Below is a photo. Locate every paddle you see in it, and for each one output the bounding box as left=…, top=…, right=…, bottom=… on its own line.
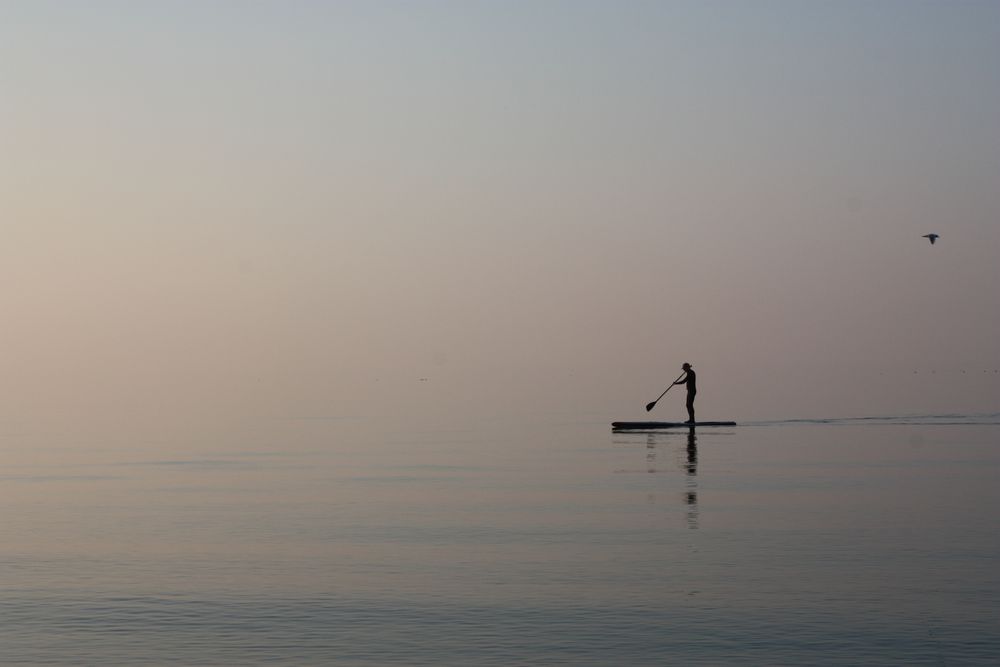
left=645, top=372, right=686, bottom=412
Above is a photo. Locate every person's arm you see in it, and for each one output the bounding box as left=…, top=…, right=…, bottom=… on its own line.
left=672, top=373, right=688, bottom=385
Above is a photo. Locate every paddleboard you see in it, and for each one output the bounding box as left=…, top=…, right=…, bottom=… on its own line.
left=612, top=421, right=737, bottom=430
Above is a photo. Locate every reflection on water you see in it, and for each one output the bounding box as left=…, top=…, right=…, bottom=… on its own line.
left=685, top=427, right=699, bottom=530
left=622, top=427, right=703, bottom=529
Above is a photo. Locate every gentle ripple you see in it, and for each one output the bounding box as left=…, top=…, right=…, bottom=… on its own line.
left=1, top=415, right=998, bottom=665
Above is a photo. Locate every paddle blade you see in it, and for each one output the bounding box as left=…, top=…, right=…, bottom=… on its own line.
left=645, top=401, right=656, bottom=412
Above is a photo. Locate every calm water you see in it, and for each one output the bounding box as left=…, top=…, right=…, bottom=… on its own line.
left=2, top=413, right=999, bottom=665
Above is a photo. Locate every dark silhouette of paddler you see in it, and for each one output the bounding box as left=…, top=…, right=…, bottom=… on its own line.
left=672, top=363, right=697, bottom=423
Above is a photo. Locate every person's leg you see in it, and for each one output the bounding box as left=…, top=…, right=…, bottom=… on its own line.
left=686, top=392, right=696, bottom=423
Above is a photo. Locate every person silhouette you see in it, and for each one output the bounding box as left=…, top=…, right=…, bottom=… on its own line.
left=672, top=363, right=697, bottom=423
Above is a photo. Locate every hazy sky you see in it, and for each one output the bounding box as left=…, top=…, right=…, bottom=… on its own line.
left=2, top=1, right=998, bottom=424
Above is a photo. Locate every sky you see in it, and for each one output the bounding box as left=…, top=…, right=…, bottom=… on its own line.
left=2, top=1, right=998, bottom=426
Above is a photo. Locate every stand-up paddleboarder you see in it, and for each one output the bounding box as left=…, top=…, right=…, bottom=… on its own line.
left=672, top=363, right=697, bottom=423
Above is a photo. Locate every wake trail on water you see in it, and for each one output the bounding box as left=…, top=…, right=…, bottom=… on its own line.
left=745, top=413, right=1000, bottom=427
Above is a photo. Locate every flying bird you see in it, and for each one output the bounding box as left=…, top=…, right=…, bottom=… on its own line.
left=922, top=233, right=939, bottom=245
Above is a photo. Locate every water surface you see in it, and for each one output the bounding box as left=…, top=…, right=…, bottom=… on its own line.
left=2, top=414, right=998, bottom=665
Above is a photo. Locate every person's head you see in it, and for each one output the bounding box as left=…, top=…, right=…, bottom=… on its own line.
left=682, top=362, right=691, bottom=371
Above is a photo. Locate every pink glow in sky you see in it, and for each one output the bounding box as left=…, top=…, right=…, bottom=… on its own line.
left=2, top=2, right=998, bottom=424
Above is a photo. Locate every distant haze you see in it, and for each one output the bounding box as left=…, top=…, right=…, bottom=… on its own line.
left=2, top=1, right=998, bottom=427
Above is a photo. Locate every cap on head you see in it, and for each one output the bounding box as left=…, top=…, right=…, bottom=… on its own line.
left=682, top=362, right=691, bottom=369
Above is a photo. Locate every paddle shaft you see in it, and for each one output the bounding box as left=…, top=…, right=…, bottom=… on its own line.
left=646, top=371, right=687, bottom=412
